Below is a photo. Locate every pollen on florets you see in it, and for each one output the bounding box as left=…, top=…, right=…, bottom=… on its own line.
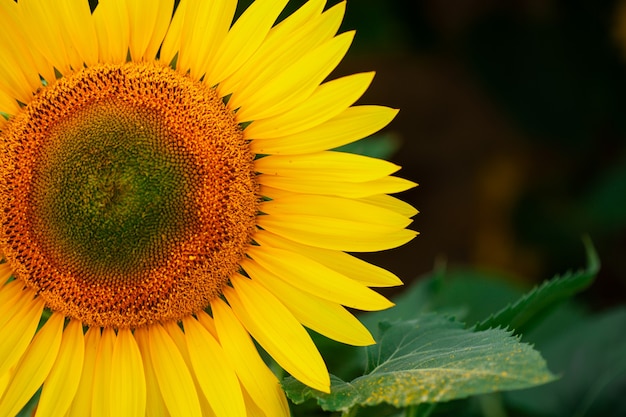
left=0, top=62, right=259, bottom=328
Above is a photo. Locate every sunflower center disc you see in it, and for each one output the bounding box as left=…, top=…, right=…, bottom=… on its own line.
left=0, top=63, right=258, bottom=328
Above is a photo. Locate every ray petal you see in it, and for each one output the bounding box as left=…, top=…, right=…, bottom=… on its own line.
left=174, top=0, right=237, bottom=79
left=225, top=275, right=330, bottom=392
left=244, top=247, right=393, bottom=311
left=183, top=316, right=246, bottom=417
left=218, top=0, right=338, bottom=98
left=261, top=194, right=412, bottom=229
left=234, top=31, right=355, bottom=122
left=93, top=0, right=130, bottom=64
left=0, top=313, right=64, bottom=417
left=257, top=215, right=417, bottom=252
left=0, top=292, right=45, bottom=377
left=248, top=265, right=375, bottom=345
left=208, top=303, right=289, bottom=417
left=244, top=72, right=373, bottom=140
left=254, top=230, right=403, bottom=287
left=250, top=105, right=399, bottom=155
left=67, top=327, right=102, bottom=417
left=134, top=327, right=169, bottom=417
left=57, top=0, right=99, bottom=66
left=110, top=328, right=146, bottom=417
left=91, top=327, right=115, bottom=417
left=36, top=319, right=85, bottom=417
left=149, top=323, right=202, bottom=417
left=127, top=0, right=174, bottom=61
left=255, top=151, right=400, bottom=182
left=205, top=0, right=289, bottom=86
left=258, top=175, right=416, bottom=198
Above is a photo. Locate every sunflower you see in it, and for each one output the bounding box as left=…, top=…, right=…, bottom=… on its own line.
left=0, top=0, right=417, bottom=416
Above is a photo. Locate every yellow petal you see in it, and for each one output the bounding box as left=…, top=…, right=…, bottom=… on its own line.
left=127, top=0, right=174, bottom=61
left=134, top=327, right=169, bottom=417
left=359, top=194, right=420, bottom=218
left=149, top=323, right=202, bottom=417
left=206, top=0, right=289, bottom=86
left=245, top=71, right=373, bottom=140
left=0, top=263, right=14, bottom=285
left=183, top=316, right=246, bottom=417
left=0, top=0, right=54, bottom=88
left=162, top=322, right=215, bottom=417
left=221, top=0, right=341, bottom=100
left=244, top=247, right=392, bottom=311
left=110, top=328, right=146, bottom=417
left=258, top=174, right=416, bottom=199
left=172, top=0, right=237, bottom=79
left=261, top=194, right=412, bottom=229
left=225, top=275, right=330, bottom=392
left=209, top=302, right=289, bottom=417
left=250, top=105, right=398, bottom=155
left=255, top=151, right=400, bottom=182
left=0, top=280, right=23, bottom=319
left=17, top=0, right=73, bottom=72
left=92, top=327, right=115, bottom=417
left=0, top=371, right=9, bottom=399
left=0, top=313, right=64, bottom=417
left=93, top=0, right=130, bottom=64
left=0, top=292, right=44, bottom=377
left=257, top=214, right=417, bottom=252
left=57, top=0, right=99, bottom=66
left=37, top=319, right=85, bottom=417
left=67, top=327, right=102, bottom=417
left=235, top=31, right=355, bottom=121
left=248, top=263, right=375, bottom=345
left=254, top=230, right=403, bottom=287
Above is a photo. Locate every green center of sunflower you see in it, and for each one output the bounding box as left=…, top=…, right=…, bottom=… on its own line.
left=0, top=63, right=259, bottom=328
left=33, top=103, right=190, bottom=277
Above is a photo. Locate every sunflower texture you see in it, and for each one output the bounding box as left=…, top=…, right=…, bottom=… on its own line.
left=0, top=0, right=417, bottom=416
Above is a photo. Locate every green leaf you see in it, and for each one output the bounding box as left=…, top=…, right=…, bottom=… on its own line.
left=506, top=307, right=626, bottom=417
left=283, top=314, right=555, bottom=413
left=475, top=237, right=599, bottom=333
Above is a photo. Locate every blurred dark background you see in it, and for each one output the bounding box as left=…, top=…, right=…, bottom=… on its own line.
left=304, top=0, right=626, bottom=308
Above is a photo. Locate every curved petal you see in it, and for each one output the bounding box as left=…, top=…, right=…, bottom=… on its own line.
left=261, top=194, right=412, bottom=229
left=183, top=316, right=246, bottom=417
left=92, top=327, right=116, bottom=417
left=0, top=291, right=45, bottom=377
left=127, top=0, right=174, bottom=61
left=244, top=247, right=393, bottom=311
left=167, top=0, right=237, bottom=79
left=247, top=264, right=375, bottom=345
left=258, top=175, right=416, bottom=198
left=93, top=0, right=130, bottom=64
left=234, top=31, right=355, bottom=122
left=67, top=327, right=102, bottom=417
left=219, top=0, right=340, bottom=98
left=37, top=319, right=85, bottom=417
left=133, top=327, right=169, bottom=417
left=225, top=274, right=329, bottom=392
left=244, top=72, right=373, bottom=140
left=110, top=328, right=146, bottom=417
left=254, top=230, right=403, bottom=287
left=148, top=323, right=202, bottom=417
left=205, top=0, right=289, bottom=86
left=0, top=313, right=64, bottom=417
left=208, top=303, right=289, bottom=417
left=255, top=151, right=401, bottom=182
left=257, top=214, right=416, bottom=252
left=250, top=105, right=399, bottom=155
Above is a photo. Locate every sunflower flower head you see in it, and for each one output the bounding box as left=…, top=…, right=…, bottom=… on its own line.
left=0, top=1, right=417, bottom=416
